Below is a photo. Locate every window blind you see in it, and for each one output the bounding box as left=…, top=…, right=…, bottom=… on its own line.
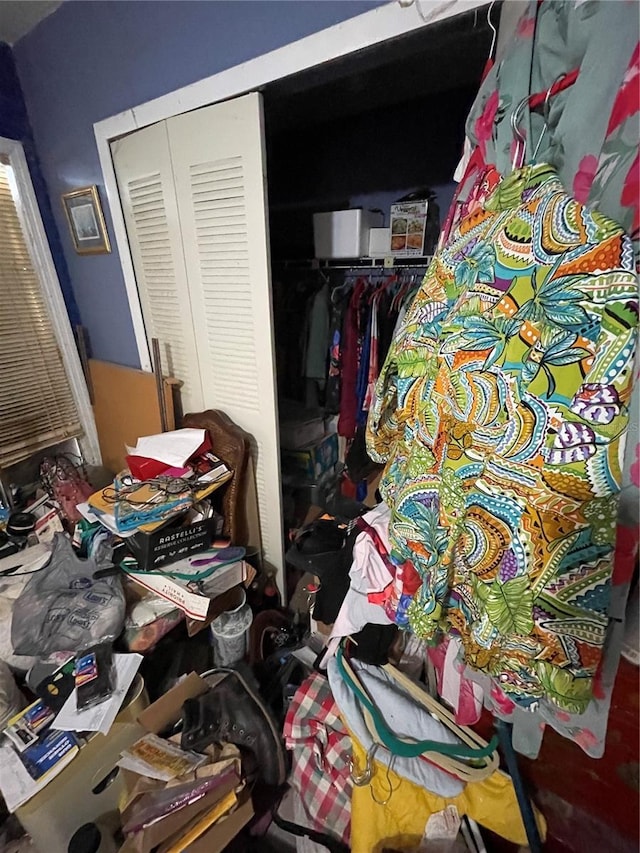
left=0, top=161, right=82, bottom=467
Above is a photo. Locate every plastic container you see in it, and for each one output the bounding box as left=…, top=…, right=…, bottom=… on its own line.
left=210, top=587, right=253, bottom=666
left=313, top=209, right=383, bottom=258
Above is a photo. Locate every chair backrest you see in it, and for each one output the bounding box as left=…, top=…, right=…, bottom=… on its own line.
left=181, top=409, right=250, bottom=545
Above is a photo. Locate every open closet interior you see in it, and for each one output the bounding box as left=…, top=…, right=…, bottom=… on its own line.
left=262, top=8, right=496, bottom=542
left=2, top=2, right=639, bottom=850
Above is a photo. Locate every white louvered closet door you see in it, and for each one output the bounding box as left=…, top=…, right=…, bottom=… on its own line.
left=111, top=122, right=205, bottom=413
left=166, top=93, right=283, bottom=578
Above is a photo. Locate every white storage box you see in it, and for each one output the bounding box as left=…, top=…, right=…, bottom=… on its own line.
left=368, top=227, right=391, bottom=257
left=313, top=209, right=383, bottom=259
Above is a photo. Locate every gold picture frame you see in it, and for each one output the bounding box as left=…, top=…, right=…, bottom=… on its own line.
left=61, top=185, right=111, bottom=254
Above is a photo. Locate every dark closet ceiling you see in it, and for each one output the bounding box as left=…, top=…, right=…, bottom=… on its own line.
left=263, top=5, right=498, bottom=133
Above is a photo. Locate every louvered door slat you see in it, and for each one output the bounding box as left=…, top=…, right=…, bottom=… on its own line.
left=167, top=93, right=283, bottom=581
left=111, top=122, right=204, bottom=413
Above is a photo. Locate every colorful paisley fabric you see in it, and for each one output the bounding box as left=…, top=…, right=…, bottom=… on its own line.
left=367, top=162, right=639, bottom=712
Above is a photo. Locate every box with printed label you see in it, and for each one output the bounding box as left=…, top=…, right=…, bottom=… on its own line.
left=389, top=199, right=429, bottom=255
left=281, top=432, right=339, bottom=481
left=126, top=514, right=222, bottom=571
left=118, top=673, right=253, bottom=853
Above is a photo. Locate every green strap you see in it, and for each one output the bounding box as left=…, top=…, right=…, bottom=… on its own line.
left=336, top=645, right=498, bottom=761
left=120, top=556, right=241, bottom=580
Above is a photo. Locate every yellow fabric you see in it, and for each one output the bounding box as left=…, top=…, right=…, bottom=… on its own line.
left=349, top=730, right=546, bottom=853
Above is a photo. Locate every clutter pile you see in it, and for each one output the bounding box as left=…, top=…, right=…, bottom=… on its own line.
left=0, top=424, right=269, bottom=851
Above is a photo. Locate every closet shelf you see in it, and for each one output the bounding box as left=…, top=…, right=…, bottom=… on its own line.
left=277, top=255, right=433, bottom=270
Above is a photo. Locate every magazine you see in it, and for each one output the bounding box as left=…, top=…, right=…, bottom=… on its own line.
left=118, top=733, right=208, bottom=782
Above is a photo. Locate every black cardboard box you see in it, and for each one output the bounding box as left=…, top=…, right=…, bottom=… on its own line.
left=126, top=514, right=222, bottom=571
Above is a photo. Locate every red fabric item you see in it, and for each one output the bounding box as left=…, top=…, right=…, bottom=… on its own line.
left=528, top=67, right=579, bottom=109
left=612, top=522, right=640, bottom=586
left=338, top=279, right=366, bottom=439
left=368, top=587, right=392, bottom=606
left=125, top=455, right=171, bottom=479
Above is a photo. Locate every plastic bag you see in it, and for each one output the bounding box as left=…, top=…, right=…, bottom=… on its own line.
left=11, top=534, right=125, bottom=656
left=0, top=658, right=25, bottom=729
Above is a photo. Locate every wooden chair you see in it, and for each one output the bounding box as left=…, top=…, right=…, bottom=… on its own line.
left=181, top=409, right=250, bottom=546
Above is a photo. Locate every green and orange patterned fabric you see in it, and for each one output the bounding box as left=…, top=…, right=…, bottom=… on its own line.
left=367, top=162, right=638, bottom=712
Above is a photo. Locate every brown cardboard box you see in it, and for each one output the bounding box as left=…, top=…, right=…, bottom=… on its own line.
left=119, top=673, right=253, bottom=852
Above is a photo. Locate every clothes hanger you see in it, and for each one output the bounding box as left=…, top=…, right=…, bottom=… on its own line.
left=330, top=274, right=354, bottom=306
left=512, top=73, right=567, bottom=170
left=510, top=96, right=530, bottom=170
left=336, top=643, right=500, bottom=783
left=349, top=741, right=400, bottom=805
left=531, top=73, right=566, bottom=162
left=369, top=272, right=397, bottom=305
left=393, top=272, right=415, bottom=312
left=487, top=0, right=497, bottom=61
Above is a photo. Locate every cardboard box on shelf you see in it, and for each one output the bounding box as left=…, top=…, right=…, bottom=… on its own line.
left=389, top=199, right=429, bottom=255
left=281, top=432, right=339, bottom=482
left=368, top=226, right=391, bottom=256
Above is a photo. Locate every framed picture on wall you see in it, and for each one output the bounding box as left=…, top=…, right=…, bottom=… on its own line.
left=61, top=185, right=111, bottom=254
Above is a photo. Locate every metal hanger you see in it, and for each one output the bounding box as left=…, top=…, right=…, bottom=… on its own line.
left=510, top=96, right=530, bottom=170
left=512, top=73, right=568, bottom=170
left=487, top=0, right=497, bottom=60
left=531, top=73, right=566, bottom=163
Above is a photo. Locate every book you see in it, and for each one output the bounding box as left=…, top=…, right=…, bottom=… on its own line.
left=122, top=765, right=239, bottom=833
left=18, top=729, right=79, bottom=781
left=4, top=699, right=55, bottom=753
left=158, top=790, right=238, bottom=853
left=118, top=733, right=207, bottom=782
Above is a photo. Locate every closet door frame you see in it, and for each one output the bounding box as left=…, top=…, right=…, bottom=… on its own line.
left=95, top=0, right=488, bottom=371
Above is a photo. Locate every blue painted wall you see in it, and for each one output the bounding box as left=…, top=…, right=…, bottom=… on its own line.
left=0, top=42, right=80, bottom=327
left=13, top=0, right=386, bottom=367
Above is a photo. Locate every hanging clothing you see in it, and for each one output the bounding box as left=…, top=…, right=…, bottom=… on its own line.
left=327, top=657, right=546, bottom=852
left=465, top=0, right=640, bottom=539
left=338, top=280, right=366, bottom=439
left=305, top=281, right=330, bottom=381
left=467, top=1, right=639, bottom=252
left=283, top=672, right=352, bottom=847
left=367, top=161, right=638, bottom=713
left=354, top=296, right=372, bottom=428
left=325, top=286, right=351, bottom=416
left=346, top=729, right=545, bottom=853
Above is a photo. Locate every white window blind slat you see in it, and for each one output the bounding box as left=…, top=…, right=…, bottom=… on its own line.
left=0, top=164, right=82, bottom=467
